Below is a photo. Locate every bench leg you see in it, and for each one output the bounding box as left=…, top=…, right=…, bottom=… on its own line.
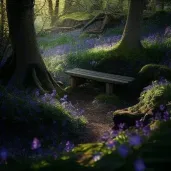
left=70, top=76, right=77, bottom=88
left=106, top=83, right=113, bottom=95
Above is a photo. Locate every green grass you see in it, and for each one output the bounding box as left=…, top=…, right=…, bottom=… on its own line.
left=38, top=34, right=76, bottom=50
left=59, top=12, right=95, bottom=22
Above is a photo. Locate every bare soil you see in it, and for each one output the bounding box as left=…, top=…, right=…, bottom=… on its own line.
left=68, top=85, right=117, bottom=143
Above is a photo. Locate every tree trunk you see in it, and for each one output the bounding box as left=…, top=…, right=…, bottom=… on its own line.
left=0, top=0, right=5, bottom=38
left=64, top=0, right=72, bottom=13
left=117, top=0, right=144, bottom=50
left=47, top=0, right=54, bottom=26
left=52, top=0, right=59, bottom=26
left=0, top=0, right=62, bottom=94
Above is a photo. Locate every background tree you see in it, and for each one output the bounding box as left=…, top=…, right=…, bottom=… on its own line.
left=0, top=0, right=62, bottom=94
left=117, top=0, right=144, bottom=51
left=47, top=0, right=53, bottom=26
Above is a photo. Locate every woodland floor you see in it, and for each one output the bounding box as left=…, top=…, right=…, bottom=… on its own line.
left=68, top=86, right=115, bottom=143
left=39, top=27, right=165, bottom=143
left=65, top=83, right=134, bottom=143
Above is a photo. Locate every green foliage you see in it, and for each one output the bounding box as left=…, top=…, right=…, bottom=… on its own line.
left=95, top=94, right=121, bottom=105
left=38, top=34, right=75, bottom=50
left=130, top=64, right=171, bottom=94
left=139, top=121, right=171, bottom=170
left=140, top=82, right=171, bottom=108
left=59, top=12, right=94, bottom=22
left=143, top=11, right=171, bottom=26
left=0, top=85, right=86, bottom=141
left=129, top=80, right=171, bottom=113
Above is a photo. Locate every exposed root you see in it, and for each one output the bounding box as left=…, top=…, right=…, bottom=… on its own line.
left=0, top=59, right=64, bottom=95
left=0, top=53, right=16, bottom=84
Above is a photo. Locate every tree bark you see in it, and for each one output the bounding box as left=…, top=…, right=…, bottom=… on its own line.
left=117, top=0, right=144, bottom=50
left=0, top=0, right=62, bottom=94
left=52, top=0, right=59, bottom=25
left=0, top=0, right=5, bottom=38
left=47, top=0, right=54, bottom=26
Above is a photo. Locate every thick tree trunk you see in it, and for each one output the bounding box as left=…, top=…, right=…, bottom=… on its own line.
left=117, top=0, right=144, bottom=50
left=0, top=0, right=5, bottom=38
left=0, top=0, right=62, bottom=94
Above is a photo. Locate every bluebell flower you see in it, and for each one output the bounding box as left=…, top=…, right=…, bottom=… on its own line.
left=159, top=104, right=165, bottom=111
left=135, top=120, right=143, bottom=128
left=129, top=134, right=142, bottom=146
left=118, top=123, right=125, bottom=130
left=142, top=126, right=151, bottom=136
left=101, top=131, right=110, bottom=141
left=93, top=152, right=102, bottom=162
left=106, top=139, right=116, bottom=149
left=134, top=158, right=146, bottom=171
left=0, top=148, right=8, bottom=163
left=64, top=141, right=74, bottom=152
left=117, top=144, right=129, bottom=158
left=31, top=137, right=41, bottom=150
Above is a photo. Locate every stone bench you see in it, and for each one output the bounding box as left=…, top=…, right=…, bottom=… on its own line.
left=65, top=68, right=135, bottom=94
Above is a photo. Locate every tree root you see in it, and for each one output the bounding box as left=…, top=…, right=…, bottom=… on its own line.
left=0, top=59, right=64, bottom=95
left=0, top=53, right=16, bottom=84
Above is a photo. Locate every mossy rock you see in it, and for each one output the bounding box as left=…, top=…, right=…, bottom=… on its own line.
left=113, top=109, right=145, bottom=129
left=129, top=64, right=171, bottom=94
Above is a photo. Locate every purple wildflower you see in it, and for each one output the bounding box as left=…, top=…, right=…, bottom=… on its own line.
left=31, top=137, right=41, bottom=150
left=118, top=123, right=125, bottom=130
left=64, top=141, right=74, bottom=152
left=142, top=126, right=151, bottom=136
left=93, top=152, right=102, bottom=162
left=135, top=120, right=143, bottom=128
left=106, top=139, right=116, bottom=149
left=35, top=89, right=40, bottom=97
left=110, top=130, right=119, bottom=138
left=159, top=104, right=165, bottom=111
left=0, top=148, right=8, bottom=164
left=163, top=110, right=170, bottom=121
left=101, top=131, right=110, bottom=141
left=117, top=144, right=129, bottom=158
left=134, top=158, right=146, bottom=171
left=129, top=134, right=142, bottom=146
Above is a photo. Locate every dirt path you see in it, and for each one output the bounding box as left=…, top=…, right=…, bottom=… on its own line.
left=68, top=86, right=116, bottom=143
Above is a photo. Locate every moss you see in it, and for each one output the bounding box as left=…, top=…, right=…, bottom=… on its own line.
left=113, top=109, right=145, bottom=128
left=94, top=94, right=121, bottom=105
left=130, top=64, right=171, bottom=94
left=59, top=12, right=94, bottom=22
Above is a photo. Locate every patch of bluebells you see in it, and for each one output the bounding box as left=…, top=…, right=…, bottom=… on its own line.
left=59, top=95, right=85, bottom=117
left=142, top=77, right=170, bottom=93
left=95, top=104, right=171, bottom=171
left=0, top=88, right=79, bottom=163
left=35, top=89, right=57, bottom=105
